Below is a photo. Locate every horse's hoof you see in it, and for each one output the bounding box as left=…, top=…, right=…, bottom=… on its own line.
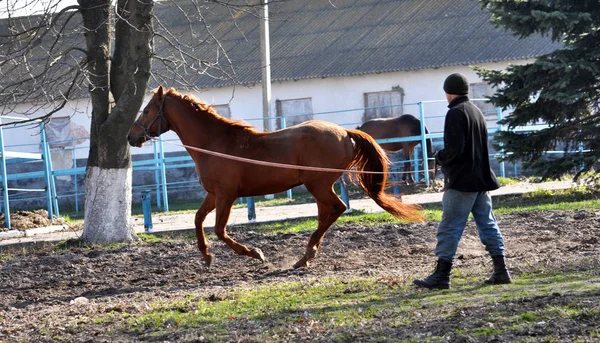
left=204, top=254, right=215, bottom=268
left=293, top=260, right=309, bottom=269
left=250, top=248, right=266, bottom=262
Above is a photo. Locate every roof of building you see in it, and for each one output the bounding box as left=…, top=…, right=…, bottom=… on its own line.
left=1, top=0, right=561, bottom=97
left=151, top=0, right=561, bottom=88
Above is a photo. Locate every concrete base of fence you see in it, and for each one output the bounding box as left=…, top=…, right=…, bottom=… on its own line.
left=0, top=230, right=23, bottom=240
left=0, top=225, right=66, bottom=240
left=24, top=225, right=68, bottom=237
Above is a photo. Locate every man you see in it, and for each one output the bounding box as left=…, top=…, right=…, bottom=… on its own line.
left=413, top=73, right=511, bottom=290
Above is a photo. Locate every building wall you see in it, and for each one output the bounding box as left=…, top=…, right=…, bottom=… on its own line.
left=3, top=60, right=528, bottom=157
left=189, top=61, right=515, bottom=136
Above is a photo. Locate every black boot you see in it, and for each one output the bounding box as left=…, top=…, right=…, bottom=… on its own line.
left=413, top=259, right=452, bottom=289
left=484, top=256, right=512, bottom=285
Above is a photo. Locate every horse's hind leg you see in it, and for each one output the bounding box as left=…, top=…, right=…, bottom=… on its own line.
left=213, top=195, right=266, bottom=262
left=402, top=144, right=416, bottom=184
left=195, top=193, right=216, bottom=267
left=294, top=185, right=346, bottom=269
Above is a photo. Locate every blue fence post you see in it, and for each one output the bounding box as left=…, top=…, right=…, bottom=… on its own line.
left=44, top=127, right=60, bottom=217
left=152, top=139, right=162, bottom=210
left=0, top=121, right=10, bottom=229
left=281, top=117, right=293, bottom=200
left=419, top=101, right=429, bottom=185
left=73, top=147, right=79, bottom=214
left=578, top=131, right=584, bottom=173
left=141, top=190, right=153, bottom=232
left=392, top=166, right=400, bottom=197
left=497, top=107, right=505, bottom=178
left=247, top=197, right=256, bottom=221
left=159, top=136, right=169, bottom=212
left=339, top=176, right=350, bottom=212
left=418, top=101, right=430, bottom=185
left=40, top=123, right=56, bottom=220
left=414, top=147, right=420, bottom=183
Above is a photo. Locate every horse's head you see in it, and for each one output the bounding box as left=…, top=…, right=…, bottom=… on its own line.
left=127, top=85, right=171, bottom=147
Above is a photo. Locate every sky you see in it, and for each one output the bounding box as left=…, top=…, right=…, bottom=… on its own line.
left=0, top=0, right=79, bottom=18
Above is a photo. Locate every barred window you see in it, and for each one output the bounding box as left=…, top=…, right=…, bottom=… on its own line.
left=212, top=104, right=231, bottom=119
left=275, top=98, right=313, bottom=129
left=363, top=89, right=404, bottom=122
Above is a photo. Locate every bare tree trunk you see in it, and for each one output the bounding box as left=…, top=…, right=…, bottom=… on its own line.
left=79, top=0, right=153, bottom=244
left=1, top=0, right=255, bottom=243
left=83, top=167, right=135, bottom=243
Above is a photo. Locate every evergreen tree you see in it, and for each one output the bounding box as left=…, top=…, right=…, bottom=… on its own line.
left=476, top=0, right=600, bottom=179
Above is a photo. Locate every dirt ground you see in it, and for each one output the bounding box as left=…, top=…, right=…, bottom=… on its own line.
left=0, top=209, right=599, bottom=342
left=0, top=210, right=68, bottom=232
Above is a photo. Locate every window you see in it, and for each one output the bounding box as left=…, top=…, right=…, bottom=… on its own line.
left=46, top=117, right=72, bottom=148
left=0, top=23, right=12, bottom=45
left=212, top=104, right=231, bottom=119
left=45, top=117, right=73, bottom=180
left=275, top=98, right=313, bottom=129
left=363, top=89, right=404, bottom=122
left=470, top=82, right=499, bottom=125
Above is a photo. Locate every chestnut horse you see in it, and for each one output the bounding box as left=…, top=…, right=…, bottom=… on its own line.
left=358, top=115, right=436, bottom=184
left=127, top=86, right=423, bottom=269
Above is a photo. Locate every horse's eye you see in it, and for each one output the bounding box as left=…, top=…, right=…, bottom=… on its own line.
left=143, top=109, right=149, bottom=115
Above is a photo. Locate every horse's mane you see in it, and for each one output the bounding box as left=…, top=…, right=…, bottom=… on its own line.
left=164, top=88, right=256, bottom=131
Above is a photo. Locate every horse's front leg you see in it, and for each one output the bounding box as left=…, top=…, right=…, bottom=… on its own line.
left=213, top=195, right=266, bottom=263
left=195, top=193, right=216, bottom=267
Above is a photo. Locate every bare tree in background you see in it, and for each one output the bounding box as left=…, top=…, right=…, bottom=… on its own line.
left=0, top=0, right=271, bottom=243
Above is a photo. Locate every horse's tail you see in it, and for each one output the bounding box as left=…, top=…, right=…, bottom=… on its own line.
left=345, top=129, right=424, bottom=222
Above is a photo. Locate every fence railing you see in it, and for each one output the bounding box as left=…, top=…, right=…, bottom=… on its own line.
left=0, top=116, right=59, bottom=229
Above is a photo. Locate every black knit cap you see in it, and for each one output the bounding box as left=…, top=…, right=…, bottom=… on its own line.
left=443, top=73, right=469, bottom=95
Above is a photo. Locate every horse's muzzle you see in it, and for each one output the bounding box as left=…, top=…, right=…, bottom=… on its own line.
left=127, top=134, right=146, bottom=147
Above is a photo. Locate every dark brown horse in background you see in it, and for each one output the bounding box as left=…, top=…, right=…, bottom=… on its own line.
left=358, top=114, right=436, bottom=184
left=127, top=86, right=423, bottom=269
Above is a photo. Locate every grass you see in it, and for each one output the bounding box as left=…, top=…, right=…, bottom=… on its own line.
left=493, top=186, right=599, bottom=213
left=92, top=269, right=600, bottom=342
left=235, top=184, right=599, bottom=234
left=417, top=184, right=599, bottom=222
left=237, top=209, right=412, bottom=235
left=137, top=233, right=163, bottom=243
left=497, top=176, right=520, bottom=186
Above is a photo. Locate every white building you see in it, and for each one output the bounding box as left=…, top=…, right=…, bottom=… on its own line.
left=2, top=0, right=559, bottom=156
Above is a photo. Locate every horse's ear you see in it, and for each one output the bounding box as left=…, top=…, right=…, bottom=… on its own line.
left=157, top=85, right=164, bottom=97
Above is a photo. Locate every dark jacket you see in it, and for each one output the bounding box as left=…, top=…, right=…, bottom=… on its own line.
left=435, top=95, right=500, bottom=192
